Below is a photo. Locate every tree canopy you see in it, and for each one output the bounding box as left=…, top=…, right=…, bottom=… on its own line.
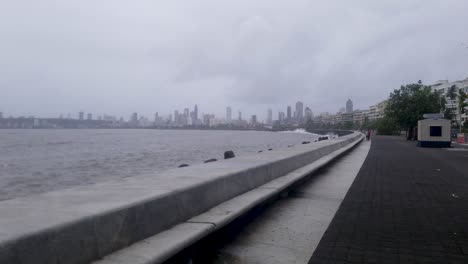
left=385, top=81, right=444, bottom=129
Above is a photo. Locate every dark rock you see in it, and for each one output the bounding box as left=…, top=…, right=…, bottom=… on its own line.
left=302, top=141, right=310, bottom=144
left=178, top=164, right=189, bottom=168
left=204, top=158, right=217, bottom=163
left=258, top=150, right=263, bottom=153
left=268, top=148, right=273, bottom=151
left=224, top=150, right=235, bottom=159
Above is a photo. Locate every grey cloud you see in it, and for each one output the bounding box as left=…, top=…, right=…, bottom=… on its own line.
left=1, top=0, right=467, bottom=120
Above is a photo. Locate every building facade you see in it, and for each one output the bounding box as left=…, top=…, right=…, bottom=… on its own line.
left=295, top=101, right=304, bottom=121
left=430, top=78, right=468, bottom=126
left=346, top=99, right=353, bottom=113
left=226, top=107, right=232, bottom=123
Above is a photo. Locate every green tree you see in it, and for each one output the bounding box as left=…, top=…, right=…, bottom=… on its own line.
left=459, top=90, right=467, bottom=114
left=342, top=121, right=353, bottom=130
left=376, top=116, right=399, bottom=135
left=385, top=80, right=444, bottom=139
left=446, top=85, right=458, bottom=100
left=459, top=90, right=468, bottom=131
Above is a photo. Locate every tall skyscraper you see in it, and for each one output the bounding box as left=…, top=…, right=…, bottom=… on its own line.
left=131, top=113, right=138, bottom=125
left=184, top=108, right=189, bottom=118
left=226, top=107, right=232, bottom=123
left=295, top=101, right=304, bottom=121
left=79, top=112, right=84, bottom=120
left=154, top=112, right=159, bottom=122
left=304, top=107, right=313, bottom=121
left=346, top=99, right=353, bottom=113
left=267, top=109, right=273, bottom=125
left=287, top=106, right=292, bottom=120
left=194, top=104, right=198, bottom=121
left=278, top=112, right=285, bottom=123
left=251, top=115, right=257, bottom=124
left=238, top=111, right=242, bottom=121
left=87, top=113, right=92, bottom=120
left=174, top=110, right=179, bottom=124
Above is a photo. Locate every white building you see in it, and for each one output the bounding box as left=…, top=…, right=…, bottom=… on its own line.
left=352, top=110, right=366, bottom=125
left=430, top=77, right=468, bottom=126
left=267, top=109, right=273, bottom=125
left=226, top=107, right=232, bottom=123
left=368, top=100, right=387, bottom=121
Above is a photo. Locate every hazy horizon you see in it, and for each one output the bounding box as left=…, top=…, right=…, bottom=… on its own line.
left=1, top=0, right=468, bottom=120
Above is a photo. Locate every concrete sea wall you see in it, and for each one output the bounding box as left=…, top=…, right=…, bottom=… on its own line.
left=0, top=132, right=362, bottom=264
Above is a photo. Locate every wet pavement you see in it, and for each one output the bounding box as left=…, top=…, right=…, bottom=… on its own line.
left=212, top=139, right=371, bottom=264
left=309, top=136, right=468, bottom=264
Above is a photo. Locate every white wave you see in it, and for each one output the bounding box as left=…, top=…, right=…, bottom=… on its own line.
left=281, top=129, right=318, bottom=135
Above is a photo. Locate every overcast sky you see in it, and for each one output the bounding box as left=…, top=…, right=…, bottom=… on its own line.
left=1, top=0, right=468, bottom=120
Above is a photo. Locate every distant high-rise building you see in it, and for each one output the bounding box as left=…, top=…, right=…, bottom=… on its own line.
left=154, top=112, right=159, bottom=122
left=184, top=108, right=189, bottom=118
left=174, top=110, right=179, bottom=124
left=267, top=109, right=273, bottom=125
left=287, top=106, right=292, bottom=120
left=194, top=104, right=198, bottom=121
left=339, top=107, right=346, bottom=113
left=87, top=113, right=92, bottom=120
left=251, top=115, right=257, bottom=124
left=346, top=99, right=353, bottom=113
left=103, top=115, right=116, bottom=122
left=304, top=107, right=313, bottom=121
left=203, top=114, right=215, bottom=126
left=295, top=101, right=304, bottom=121
left=131, top=113, right=138, bottom=125
left=0, top=112, right=3, bottom=119
left=238, top=111, right=242, bottom=121
left=79, top=112, right=84, bottom=120
left=278, top=112, right=285, bottom=123
left=226, top=107, right=232, bottom=123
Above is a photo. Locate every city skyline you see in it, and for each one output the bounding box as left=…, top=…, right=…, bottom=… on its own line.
left=0, top=100, right=325, bottom=124
left=0, top=95, right=374, bottom=122
left=0, top=98, right=352, bottom=126
left=0, top=96, right=390, bottom=130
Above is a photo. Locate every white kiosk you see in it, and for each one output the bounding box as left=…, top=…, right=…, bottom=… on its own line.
left=417, top=113, right=451, bottom=147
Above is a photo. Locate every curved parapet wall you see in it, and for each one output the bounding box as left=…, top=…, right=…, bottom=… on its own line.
left=0, top=132, right=362, bottom=264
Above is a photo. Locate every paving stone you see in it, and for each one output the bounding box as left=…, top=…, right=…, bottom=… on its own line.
left=309, top=136, right=468, bottom=263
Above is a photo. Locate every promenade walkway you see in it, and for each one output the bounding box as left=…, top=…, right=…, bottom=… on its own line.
left=309, top=136, right=468, bottom=264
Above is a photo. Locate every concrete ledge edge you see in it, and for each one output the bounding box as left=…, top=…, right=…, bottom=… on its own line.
left=94, top=134, right=364, bottom=264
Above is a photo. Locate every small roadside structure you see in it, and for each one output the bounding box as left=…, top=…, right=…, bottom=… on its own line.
left=417, top=113, right=451, bottom=147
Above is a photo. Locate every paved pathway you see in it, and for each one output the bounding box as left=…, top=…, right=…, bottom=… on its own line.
left=212, top=140, right=371, bottom=264
left=309, top=136, right=468, bottom=264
